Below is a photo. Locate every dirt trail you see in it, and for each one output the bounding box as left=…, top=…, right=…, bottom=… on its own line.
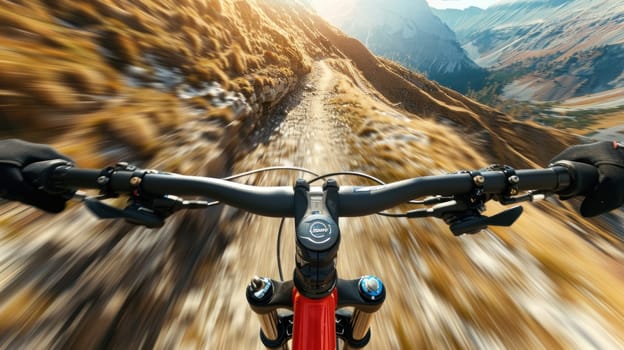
left=191, top=59, right=425, bottom=348
left=172, top=60, right=357, bottom=349
left=244, top=60, right=351, bottom=172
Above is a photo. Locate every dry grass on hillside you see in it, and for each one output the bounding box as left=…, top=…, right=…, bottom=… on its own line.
left=326, top=75, right=483, bottom=180
left=1, top=0, right=580, bottom=171
left=566, top=110, right=624, bottom=135
left=0, top=0, right=337, bottom=169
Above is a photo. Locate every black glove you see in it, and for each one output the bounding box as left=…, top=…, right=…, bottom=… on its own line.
left=0, top=139, right=73, bottom=213
left=550, top=141, right=624, bottom=217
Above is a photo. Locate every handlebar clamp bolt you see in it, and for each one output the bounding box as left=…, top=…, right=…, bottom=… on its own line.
left=130, top=176, right=142, bottom=186
left=473, top=175, right=485, bottom=186
left=97, top=176, right=110, bottom=185
left=508, top=175, right=520, bottom=184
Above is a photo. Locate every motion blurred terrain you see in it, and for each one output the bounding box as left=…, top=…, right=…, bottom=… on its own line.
left=0, top=0, right=623, bottom=349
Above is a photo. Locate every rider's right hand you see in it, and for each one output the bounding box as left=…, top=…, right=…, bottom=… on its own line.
left=0, top=139, right=73, bottom=213
left=550, top=141, right=624, bottom=217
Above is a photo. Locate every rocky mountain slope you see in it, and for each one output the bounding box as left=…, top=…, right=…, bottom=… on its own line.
left=1, top=0, right=623, bottom=349
left=434, top=0, right=624, bottom=101
left=309, top=0, right=487, bottom=92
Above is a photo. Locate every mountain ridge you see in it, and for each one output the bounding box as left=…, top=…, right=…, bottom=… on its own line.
left=434, top=0, right=624, bottom=101
left=310, top=0, right=488, bottom=92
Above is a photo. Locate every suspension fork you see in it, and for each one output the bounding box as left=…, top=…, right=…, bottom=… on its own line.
left=336, top=277, right=385, bottom=349
left=246, top=278, right=293, bottom=350
left=246, top=277, right=386, bottom=349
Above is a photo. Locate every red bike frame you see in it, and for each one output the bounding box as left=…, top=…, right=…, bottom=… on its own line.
left=292, top=288, right=337, bottom=350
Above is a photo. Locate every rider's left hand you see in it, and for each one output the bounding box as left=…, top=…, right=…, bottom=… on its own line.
left=0, top=139, right=73, bottom=213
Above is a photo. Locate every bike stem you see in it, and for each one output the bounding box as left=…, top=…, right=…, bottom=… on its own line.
left=293, top=178, right=340, bottom=298
left=247, top=179, right=386, bottom=349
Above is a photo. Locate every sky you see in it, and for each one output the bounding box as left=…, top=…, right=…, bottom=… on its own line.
left=311, top=0, right=505, bottom=12
left=425, top=0, right=501, bottom=9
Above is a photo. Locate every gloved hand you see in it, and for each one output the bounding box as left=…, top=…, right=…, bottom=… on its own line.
left=0, top=139, right=73, bottom=213
left=550, top=141, right=624, bottom=217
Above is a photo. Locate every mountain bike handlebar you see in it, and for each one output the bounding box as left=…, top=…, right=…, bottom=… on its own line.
left=26, top=160, right=598, bottom=218
left=21, top=159, right=599, bottom=350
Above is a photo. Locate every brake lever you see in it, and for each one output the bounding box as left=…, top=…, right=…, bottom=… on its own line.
left=84, top=197, right=165, bottom=228
left=409, top=196, right=454, bottom=205
left=83, top=194, right=214, bottom=228
left=152, top=195, right=215, bottom=211
left=447, top=206, right=523, bottom=236
left=404, top=195, right=525, bottom=235
left=498, top=191, right=550, bottom=205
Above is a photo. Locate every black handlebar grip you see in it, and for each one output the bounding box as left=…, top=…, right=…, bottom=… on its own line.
left=51, top=166, right=103, bottom=190
left=22, top=160, right=74, bottom=194
left=551, top=160, right=599, bottom=198
left=22, top=161, right=103, bottom=193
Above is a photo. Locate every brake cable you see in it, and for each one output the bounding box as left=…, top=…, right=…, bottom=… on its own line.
left=222, top=166, right=320, bottom=181
left=307, top=171, right=385, bottom=185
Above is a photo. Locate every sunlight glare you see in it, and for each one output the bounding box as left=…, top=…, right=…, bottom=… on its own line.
left=312, top=0, right=358, bottom=20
